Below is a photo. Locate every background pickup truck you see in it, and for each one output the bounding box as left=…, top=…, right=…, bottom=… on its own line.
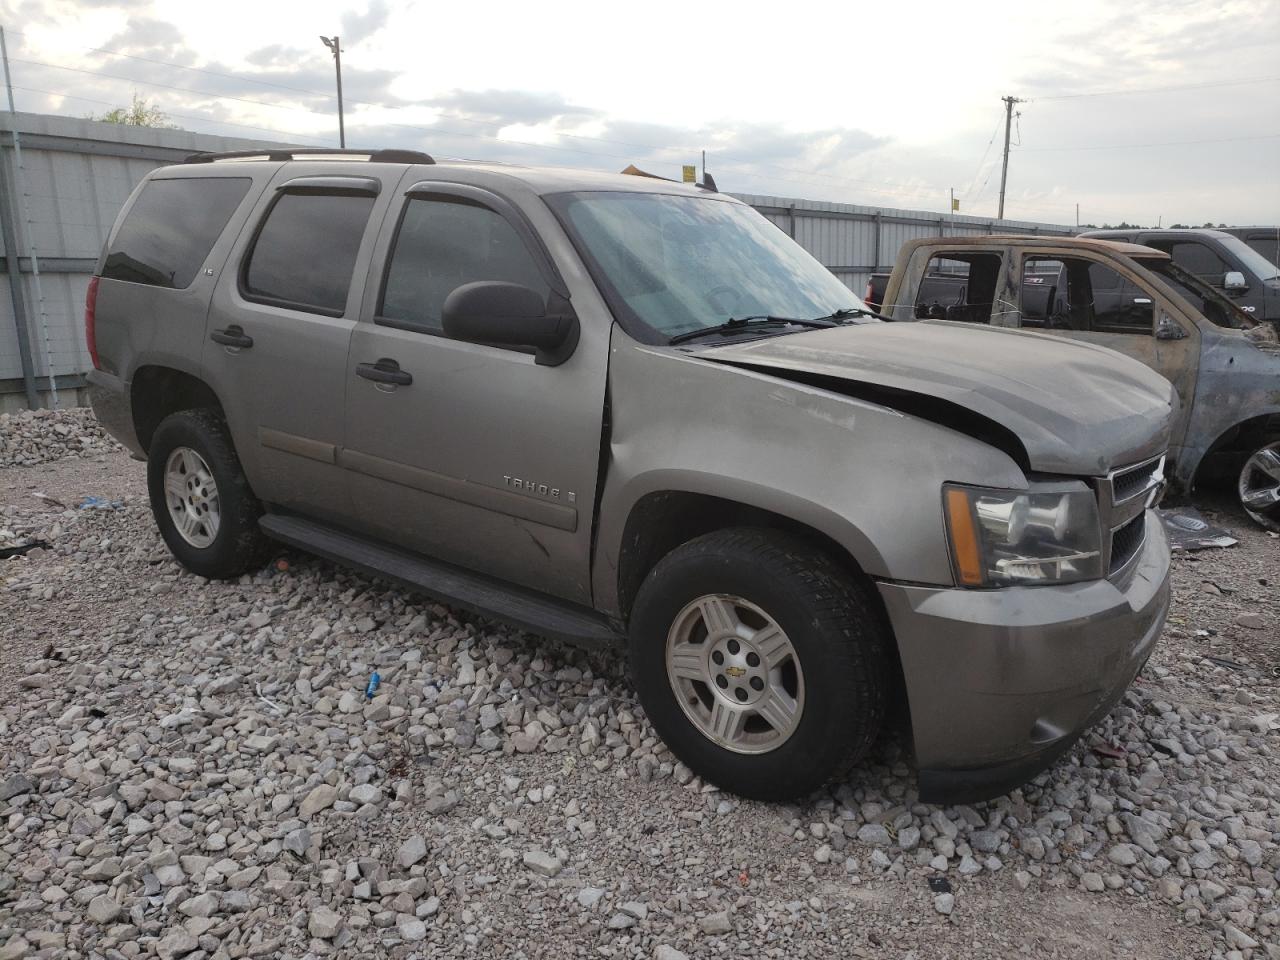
left=878, top=236, right=1280, bottom=530
left=1224, top=226, right=1280, bottom=267
left=1081, top=228, right=1280, bottom=329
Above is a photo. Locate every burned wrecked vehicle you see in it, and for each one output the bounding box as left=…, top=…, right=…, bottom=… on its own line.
left=880, top=236, right=1280, bottom=530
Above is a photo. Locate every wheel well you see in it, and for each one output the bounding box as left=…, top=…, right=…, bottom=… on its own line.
left=1191, top=413, right=1280, bottom=488
left=615, top=490, right=910, bottom=733
left=130, top=366, right=224, bottom=454
left=616, top=491, right=871, bottom=616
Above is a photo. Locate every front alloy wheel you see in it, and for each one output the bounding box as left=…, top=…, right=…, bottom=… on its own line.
left=666, top=594, right=804, bottom=754
left=1238, top=440, right=1280, bottom=531
left=629, top=527, right=889, bottom=801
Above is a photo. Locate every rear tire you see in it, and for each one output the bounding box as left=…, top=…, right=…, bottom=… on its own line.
left=629, top=528, right=889, bottom=801
left=147, top=408, right=267, bottom=579
left=1238, top=438, right=1280, bottom=532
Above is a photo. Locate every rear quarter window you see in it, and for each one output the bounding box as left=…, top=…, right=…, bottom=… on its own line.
left=102, top=177, right=251, bottom=288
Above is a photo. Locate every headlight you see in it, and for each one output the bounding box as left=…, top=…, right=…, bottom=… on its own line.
left=943, top=483, right=1102, bottom=587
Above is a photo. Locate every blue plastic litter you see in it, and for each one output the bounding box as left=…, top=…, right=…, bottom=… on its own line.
left=78, top=496, right=124, bottom=510
left=365, top=671, right=381, bottom=700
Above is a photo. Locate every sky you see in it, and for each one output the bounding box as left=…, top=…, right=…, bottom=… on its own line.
left=2, top=0, right=1278, bottom=227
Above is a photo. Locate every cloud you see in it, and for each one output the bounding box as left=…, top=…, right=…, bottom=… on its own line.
left=430, top=88, right=601, bottom=126
left=341, top=0, right=391, bottom=45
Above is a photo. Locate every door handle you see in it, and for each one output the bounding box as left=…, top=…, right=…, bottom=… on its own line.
left=210, top=326, right=253, bottom=349
left=356, top=359, right=413, bottom=386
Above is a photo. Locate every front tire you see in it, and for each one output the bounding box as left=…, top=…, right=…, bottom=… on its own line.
left=147, top=409, right=267, bottom=579
left=629, top=528, right=890, bottom=801
left=1238, top=438, right=1280, bottom=532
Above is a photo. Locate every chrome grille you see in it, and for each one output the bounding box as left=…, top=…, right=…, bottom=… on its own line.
left=1112, top=456, right=1166, bottom=504
left=1108, top=514, right=1146, bottom=575
left=1098, top=454, right=1166, bottom=578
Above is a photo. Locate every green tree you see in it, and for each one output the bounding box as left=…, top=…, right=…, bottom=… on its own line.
left=91, top=94, right=176, bottom=128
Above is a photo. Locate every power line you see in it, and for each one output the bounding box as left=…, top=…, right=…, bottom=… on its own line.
left=1032, top=74, right=1280, bottom=101
left=962, top=112, right=1003, bottom=200
left=1020, top=132, right=1280, bottom=152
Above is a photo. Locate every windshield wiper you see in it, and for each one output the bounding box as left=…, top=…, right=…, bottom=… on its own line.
left=818, top=306, right=892, bottom=322
left=668, top=315, right=836, bottom=345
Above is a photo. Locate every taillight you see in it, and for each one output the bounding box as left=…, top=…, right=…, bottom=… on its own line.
left=85, top=276, right=101, bottom=370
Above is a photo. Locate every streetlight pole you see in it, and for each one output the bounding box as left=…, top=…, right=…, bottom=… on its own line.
left=320, top=35, right=345, bottom=148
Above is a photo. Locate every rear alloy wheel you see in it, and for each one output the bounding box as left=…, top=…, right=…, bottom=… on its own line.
left=162, top=447, right=221, bottom=548
left=147, top=408, right=268, bottom=579
left=629, top=527, right=889, bottom=801
left=1238, top=439, right=1280, bottom=531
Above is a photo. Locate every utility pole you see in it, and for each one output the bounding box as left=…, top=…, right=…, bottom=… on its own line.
left=320, top=35, right=345, bottom=148
left=997, top=95, right=1023, bottom=221
left=1075, top=203, right=1079, bottom=229
left=701, top=149, right=705, bottom=180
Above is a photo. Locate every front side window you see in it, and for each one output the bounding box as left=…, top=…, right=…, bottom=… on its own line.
left=546, top=191, right=868, bottom=342
left=1023, top=256, right=1152, bottom=334
left=1159, top=241, right=1230, bottom=285
left=379, top=196, right=549, bottom=335
left=1140, top=257, right=1256, bottom=328
left=103, top=177, right=250, bottom=289
left=243, top=192, right=375, bottom=315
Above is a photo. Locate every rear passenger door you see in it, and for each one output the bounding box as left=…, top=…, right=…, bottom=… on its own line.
left=203, top=168, right=393, bottom=523
left=340, top=179, right=609, bottom=605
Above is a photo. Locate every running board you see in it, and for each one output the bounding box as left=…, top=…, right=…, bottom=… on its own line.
left=258, top=513, right=623, bottom=647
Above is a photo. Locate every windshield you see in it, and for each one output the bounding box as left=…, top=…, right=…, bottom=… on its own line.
left=1219, top=235, right=1280, bottom=281
left=1140, top=257, right=1257, bottom=328
left=547, top=191, right=872, bottom=342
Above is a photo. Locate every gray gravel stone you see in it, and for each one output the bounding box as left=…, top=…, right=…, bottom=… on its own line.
left=522, top=849, right=562, bottom=877
left=700, top=911, right=733, bottom=935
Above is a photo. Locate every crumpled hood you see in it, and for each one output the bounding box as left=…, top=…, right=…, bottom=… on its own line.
left=698, top=321, right=1175, bottom=476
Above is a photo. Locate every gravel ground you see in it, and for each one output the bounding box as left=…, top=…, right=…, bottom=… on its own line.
left=1, top=410, right=1277, bottom=960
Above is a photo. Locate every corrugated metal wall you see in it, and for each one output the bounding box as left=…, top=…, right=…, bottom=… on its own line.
left=0, top=112, right=287, bottom=412
left=1, top=111, right=1074, bottom=411
left=734, top=193, right=1074, bottom=296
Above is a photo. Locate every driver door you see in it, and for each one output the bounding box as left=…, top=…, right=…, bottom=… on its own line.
left=340, top=179, right=609, bottom=604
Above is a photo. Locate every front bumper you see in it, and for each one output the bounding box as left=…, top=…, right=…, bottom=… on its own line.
left=879, top=510, right=1170, bottom=804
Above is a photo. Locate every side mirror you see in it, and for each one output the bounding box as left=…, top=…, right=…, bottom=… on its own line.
left=442, top=281, right=579, bottom=366
left=1155, top=314, right=1187, bottom=340
left=1223, top=270, right=1248, bottom=292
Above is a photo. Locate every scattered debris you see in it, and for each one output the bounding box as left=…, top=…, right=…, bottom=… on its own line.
left=1159, top=507, right=1237, bottom=551
left=0, top=540, right=49, bottom=560
left=78, top=495, right=124, bottom=511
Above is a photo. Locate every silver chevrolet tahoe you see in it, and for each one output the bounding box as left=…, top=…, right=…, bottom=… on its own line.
left=86, top=148, right=1176, bottom=803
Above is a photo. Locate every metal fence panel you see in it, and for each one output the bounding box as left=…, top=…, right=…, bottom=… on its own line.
left=733, top=191, right=1073, bottom=295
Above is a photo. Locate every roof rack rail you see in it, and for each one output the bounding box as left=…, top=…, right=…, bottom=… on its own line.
left=183, top=148, right=435, bottom=165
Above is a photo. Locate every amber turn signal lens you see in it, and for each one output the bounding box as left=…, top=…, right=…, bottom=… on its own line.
left=945, top=488, right=985, bottom=586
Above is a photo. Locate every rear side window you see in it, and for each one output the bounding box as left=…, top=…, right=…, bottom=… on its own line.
left=243, top=192, right=375, bottom=315
left=914, top=253, right=1005, bottom=324
left=379, top=196, right=550, bottom=335
left=103, top=177, right=250, bottom=288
